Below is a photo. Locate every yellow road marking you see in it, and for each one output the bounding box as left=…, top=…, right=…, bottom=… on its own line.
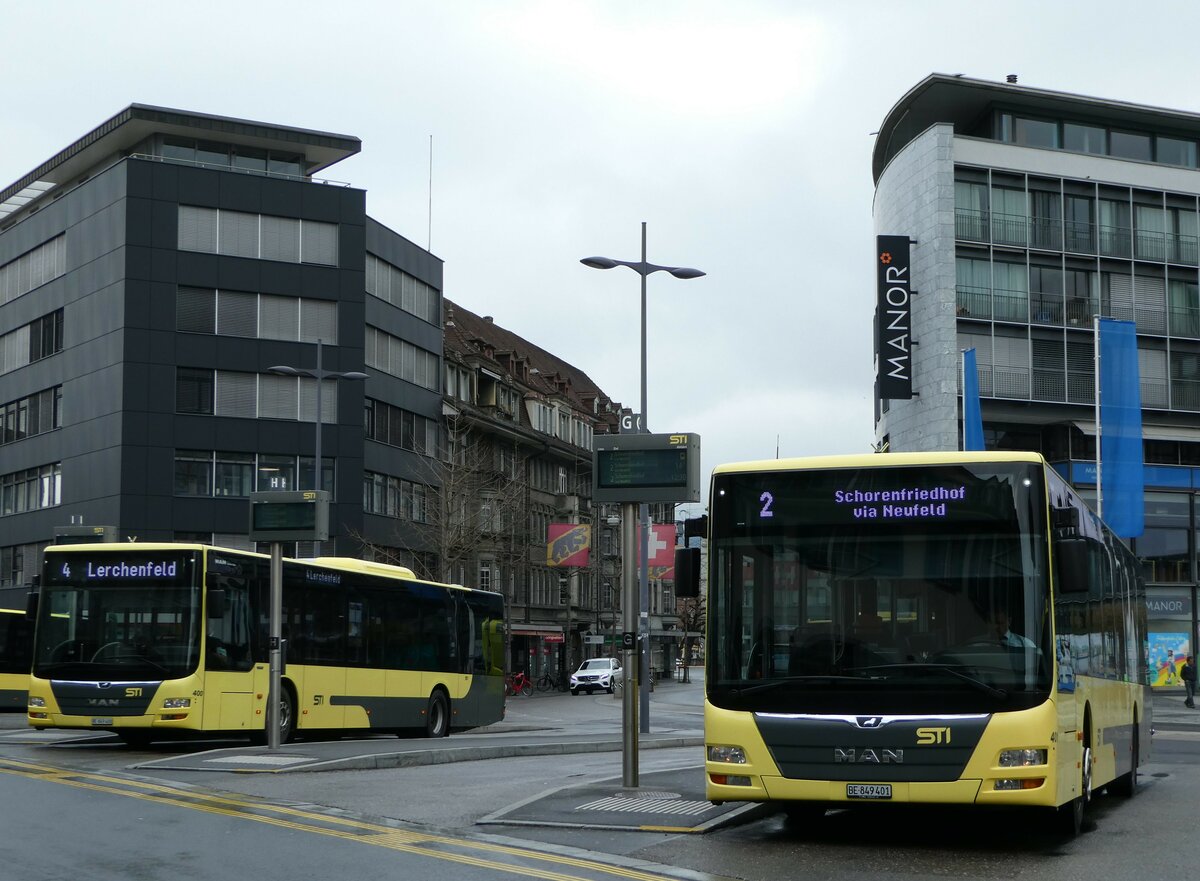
left=0, top=758, right=681, bottom=880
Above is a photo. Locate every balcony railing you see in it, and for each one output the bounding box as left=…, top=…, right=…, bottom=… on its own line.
left=1170, top=305, right=1200, bottom=337
left=1030, top=294, right=1064, bottom=325
left=1171, top=379, right=1200, bottom=411
left=1028, top=217, right=1062, bottom=251
left=1135, top=229, right=1168, bottom=262
left=1065, top=297, right=1098, bottom=327
left=992, top=289, right=1028, bottom=323
left=956, top=285, right=992, bottom=319
left=1169, top=234, right=1200, bottom=265
left=991, top=212, right=1028, bottom=247
left=1099, top=225, right=1133, bottom=258
left=955, top=209, right=989, bottom=242
left=1064, top=220, right=1096, bottom=254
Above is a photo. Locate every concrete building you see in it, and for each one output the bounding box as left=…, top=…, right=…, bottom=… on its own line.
left=0, top=105, right=442, bottom=582
left=872, top=74, right=1200, bottom=678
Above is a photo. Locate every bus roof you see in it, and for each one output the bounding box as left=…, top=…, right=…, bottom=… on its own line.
left=712, top=450, right=1047, bottom=475
left=43, top=543, right=477, bottom=593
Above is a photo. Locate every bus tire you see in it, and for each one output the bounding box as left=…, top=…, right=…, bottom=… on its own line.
left=425, top=690, right=450, bottom=738
left=278, top=683, right=296, bottom=744
left=1111, top=716, right=1139, bottom=798
left=1062, top=720, right=1092, bottom=836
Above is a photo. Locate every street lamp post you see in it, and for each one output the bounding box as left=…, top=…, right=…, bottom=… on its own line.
left=268, top=339, right=368, bottom=556
left=582, top=222, right=704, bottom=745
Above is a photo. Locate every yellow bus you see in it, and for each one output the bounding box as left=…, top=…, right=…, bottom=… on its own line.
left=0, top=586, right=34, bottom=711
left=703, top=452, right=1149, bottom=835
left=27, top=544, right=506, bottom=746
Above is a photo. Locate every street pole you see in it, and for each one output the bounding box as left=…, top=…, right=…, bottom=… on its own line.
left=638, top=222, right=652, bottom=734
left=267, top=541, right=283, bottom=750
left=621, top=501, right=639, bottom=787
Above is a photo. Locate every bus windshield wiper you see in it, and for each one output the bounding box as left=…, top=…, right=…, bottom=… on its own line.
left=848, top=663, right=1008, bottom=699
left=733, top=674, right=881, bottom=696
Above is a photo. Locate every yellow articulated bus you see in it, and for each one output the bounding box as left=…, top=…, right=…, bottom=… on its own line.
left=0, top=586, right=34, bottom=711
left=27, top=544, right=506, bottom=746
left=703, top=452, right=1149, bottom=835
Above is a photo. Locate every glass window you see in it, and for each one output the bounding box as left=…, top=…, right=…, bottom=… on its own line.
left=214, top=452, right=255, bottom=497
left=196, top=141, right=231, bottom=168
left=1158, top=136, right=1198, bottom=168
left=1063, top=123, right=1105, bottom=154
left=1136, top=527, right=1189, bottom=583
left=1110, top=130, right=1153, bottom=161
left=177, top=287, right=215, bottom=334
left=1013, top=117, right=1058, bottom=149
left=174, top=451, right=213, bottom=496
left=176, top=368, right=214, bottom=415
left=161, top=137, right=196, bottom=163
left=232, top=147, right=267, bottom=175
left=178, top=206, right=218, bottom=253
left=268, top=153, right=304, bottom=178
left=257, top=455, right=296, bottom=492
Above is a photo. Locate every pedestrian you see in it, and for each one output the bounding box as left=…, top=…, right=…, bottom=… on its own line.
left=1183, top=654, right=1197, bottom=709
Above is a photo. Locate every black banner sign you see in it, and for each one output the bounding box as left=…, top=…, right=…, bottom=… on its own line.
left=876, top=235, right=913, bottom=399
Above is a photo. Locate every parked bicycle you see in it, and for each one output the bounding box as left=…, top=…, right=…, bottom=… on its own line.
left=505, top=671, right=533, bottom=696
left=536, top=670, right=559, bottom=692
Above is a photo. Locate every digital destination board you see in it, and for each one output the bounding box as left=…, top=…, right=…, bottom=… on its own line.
left=592, top=433, right=701, bottom=503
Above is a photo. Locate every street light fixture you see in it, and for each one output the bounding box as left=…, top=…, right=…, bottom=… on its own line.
left=581, top=222, right=704, bottom=754
left=268, top=338, right=368, bottom=556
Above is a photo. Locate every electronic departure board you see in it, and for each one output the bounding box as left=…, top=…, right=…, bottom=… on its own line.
left=249, top=490, right=330, bottom=542
left=592, top=433, right=700, bottom=503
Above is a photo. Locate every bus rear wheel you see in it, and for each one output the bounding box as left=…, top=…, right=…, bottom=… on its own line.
left=425, top=691, right=450, bottom=738
left=1062, top=743, right=1092, bottom=836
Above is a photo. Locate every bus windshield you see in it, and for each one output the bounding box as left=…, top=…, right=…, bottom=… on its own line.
left=33, top=550, right=201, bottom=681
left=709, top=462, right=1052, bottom=714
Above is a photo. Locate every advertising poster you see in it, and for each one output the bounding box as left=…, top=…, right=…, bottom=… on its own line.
left=1148, top=632, right=1189, bottom=686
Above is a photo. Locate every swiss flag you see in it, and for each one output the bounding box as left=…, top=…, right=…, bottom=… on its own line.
left=638, top=523, right=676, bottom=581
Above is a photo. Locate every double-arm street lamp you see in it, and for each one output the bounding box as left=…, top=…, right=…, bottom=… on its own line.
left=582, top=222, right=704, bottom=746
left=268, top=338, right=367, bottom=556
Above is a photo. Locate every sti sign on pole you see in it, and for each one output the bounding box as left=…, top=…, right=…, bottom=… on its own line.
left=876, top=234, right=913, bottom=400
left=592, top=432, right=701, bottom=504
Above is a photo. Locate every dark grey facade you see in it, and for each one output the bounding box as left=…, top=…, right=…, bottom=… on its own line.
left=0, top=105, right=443, bottom=583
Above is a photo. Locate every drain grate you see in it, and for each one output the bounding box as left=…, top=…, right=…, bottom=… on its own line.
left=576, top=794, right=715, bottom=816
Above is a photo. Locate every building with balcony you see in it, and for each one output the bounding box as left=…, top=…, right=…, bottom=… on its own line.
left=0, top=104, right=442, bottom=583
left=872, top=74, right=1200, bottom=676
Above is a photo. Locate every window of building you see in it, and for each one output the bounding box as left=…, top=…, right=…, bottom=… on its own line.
left=257, top=455, right=296, bottom=492
left=0, top=235, right=66, bottom=308
left=178, top=206, right=337, bottom=266
left=1063, top=123, right=1106, bottom=154
left=364, top=326, right=439, bottom=391
left=992, top=262, right=1028, bottom=322
left=176, top=368, right=215, bottom=414
left=991, top=187, right=1027, bottom=246
left=174, top=450, right=213, bottom=496
left=215, top=452, right=255, bottom=497
left=1110, top=130, right=1153, bottom=161
left=1, top=386, right=60, bottom=446
left=1140, top=346, right=1169, bottom=409
left=0, top=463, right=61, bottom=516
left=1099, top=199, right=1133, bottom=258
left=1169, top=277, right=1200, bottom=337
left=1157, top=136, right=1198, bottom=168
left=365, top=254, right=441, bottom=325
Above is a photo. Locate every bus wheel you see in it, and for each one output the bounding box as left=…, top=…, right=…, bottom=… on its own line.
left=278, top=685, right=296, bottom=744
left=1062, top=743, right=1092, bottom=836
left=425, top=691, right=450, bottom=738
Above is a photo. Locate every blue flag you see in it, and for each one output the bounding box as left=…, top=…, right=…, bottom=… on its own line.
left=1097, top=317, right=1144, bottom=538
left=962, top=348, right=984, bottom=451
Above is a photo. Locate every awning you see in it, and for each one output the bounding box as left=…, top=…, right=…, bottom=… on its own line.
left=1073, top=420, right=1200, bottom=442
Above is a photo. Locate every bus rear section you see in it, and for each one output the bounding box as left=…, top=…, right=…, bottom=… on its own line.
left=704, top=452, right=1147, bottom=830
left=0, top=586, right=34, bottom=711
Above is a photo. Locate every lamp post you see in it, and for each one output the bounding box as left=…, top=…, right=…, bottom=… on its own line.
left=268, top=339, right=367, bottom=556
left=582, top=223, right=704, bottom=741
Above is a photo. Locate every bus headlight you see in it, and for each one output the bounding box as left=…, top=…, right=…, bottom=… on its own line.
left=708, top=745, right=747, bottom=764
left=162, top=698, right=191, bottom=709
left=28, top=696, right=45, bottom=708
left=999, top=748, right=1047, bottom=767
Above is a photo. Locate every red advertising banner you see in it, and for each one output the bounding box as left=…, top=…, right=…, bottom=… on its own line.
left=547, top=523, right=591, bottom=567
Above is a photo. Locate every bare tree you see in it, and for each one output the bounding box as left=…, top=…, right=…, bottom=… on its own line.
left=355, top=415, right=530, bottom=590
left=675, top=594, right=706, bottom=683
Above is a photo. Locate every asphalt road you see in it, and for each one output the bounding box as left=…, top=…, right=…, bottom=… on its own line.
left=3, top=683, right=1199, bottom=881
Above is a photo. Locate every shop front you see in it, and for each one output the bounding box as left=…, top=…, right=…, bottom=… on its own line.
left=1147, top=587, right=1192, bottom=687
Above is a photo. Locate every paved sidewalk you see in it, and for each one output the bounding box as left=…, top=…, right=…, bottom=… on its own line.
left=1153, top=688, right=1200, bottom=728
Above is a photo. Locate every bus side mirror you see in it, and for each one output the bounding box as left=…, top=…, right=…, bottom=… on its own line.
left=1055, top=537, right=1091, bottom=594
left=207, top=589, right=227, bottom=619
left=25, top=591, right=39, bottom=621
left=675, top=547, right=701, bottom=597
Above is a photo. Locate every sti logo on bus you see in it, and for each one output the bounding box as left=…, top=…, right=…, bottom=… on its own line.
left=916, top=726, right=951, bottom=745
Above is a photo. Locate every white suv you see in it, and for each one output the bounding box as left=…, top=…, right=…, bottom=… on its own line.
left=570, top=657, right=622, bottom=695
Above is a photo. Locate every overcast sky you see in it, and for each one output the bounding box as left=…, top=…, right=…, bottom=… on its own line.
left=4, top=1, right=1199, bottom=513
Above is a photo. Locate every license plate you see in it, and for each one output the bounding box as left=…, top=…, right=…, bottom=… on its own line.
left=847, top=783, right=892, bottom=799
left=91, top=718, right=113, bottom=726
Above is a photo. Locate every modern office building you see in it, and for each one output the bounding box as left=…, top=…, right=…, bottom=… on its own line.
left=872, top=74, right=1200, bottom=682
left=0, top=104, right=443, bottom=582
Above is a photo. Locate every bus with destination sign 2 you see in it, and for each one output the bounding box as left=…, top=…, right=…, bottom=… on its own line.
left=27, top=543, right=505, bottom=745
left=703, top=451, right=1149, bottom=835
